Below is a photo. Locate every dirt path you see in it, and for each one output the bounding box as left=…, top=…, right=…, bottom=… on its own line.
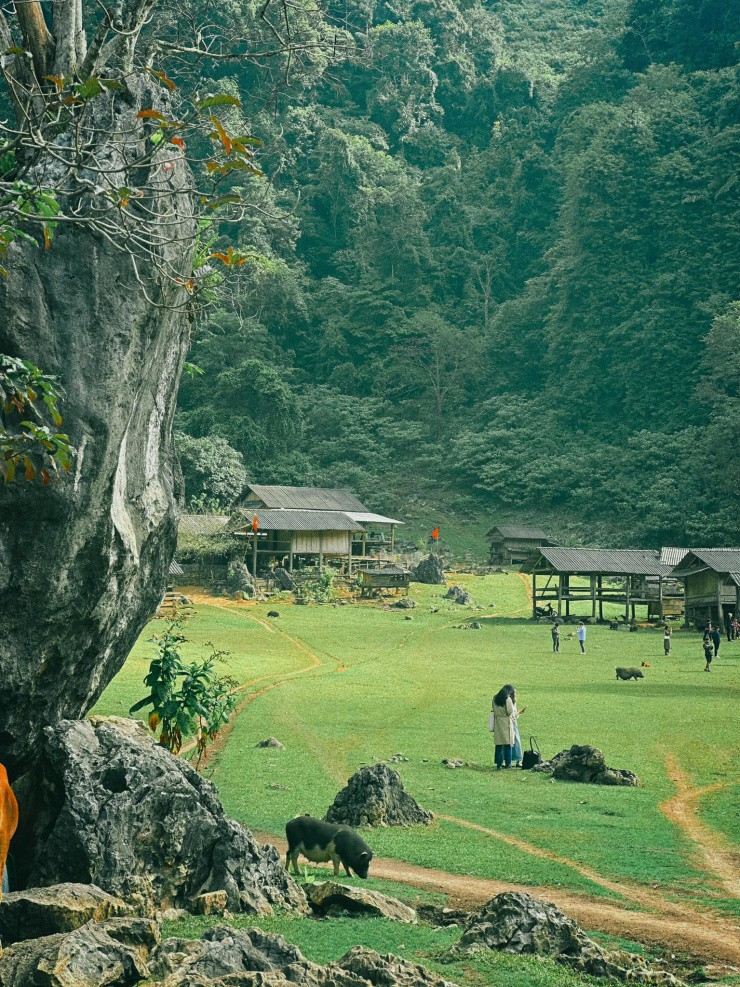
left=661, top=755, right=740, bottom=898
left=256, top=831, right=740, bottom=964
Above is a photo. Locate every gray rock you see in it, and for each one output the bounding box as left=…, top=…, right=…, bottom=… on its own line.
left=454, top=892, right=681, bottom=985
left=466, top=621, right=483, bottom=629
left=441, top=759, right=463, bottom=769
left=307, top=882, right=417, bottom=923
left=410, top=555, right=446, bottom=585
left=392, top=597, right=417, bottom=609
left=0, top=71, right=196, bottom=776
left=444, top=586, right=472, bottom=605
left=256, top=737, right=286, bottom=749
left=336, top=946, right=459, bottom=986
left=536, top=746, right=640, bottom=786
left=0, top=916, right=158, bottom=987
left=325, top=763, right=433, bottom=828
left=26, top=717, right=305, bottom=915
left=0, top=882, right=130, bottom=944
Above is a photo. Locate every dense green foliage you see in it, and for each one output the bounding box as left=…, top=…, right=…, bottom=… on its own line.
left=176, top=0, right=739, bottom=547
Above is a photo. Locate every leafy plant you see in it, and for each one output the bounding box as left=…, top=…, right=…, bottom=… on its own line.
left=130, top=618, right=237, bottom=768
left=0, top=356, right=76, bottom=483
left=295, top=570, right=336, bottom=603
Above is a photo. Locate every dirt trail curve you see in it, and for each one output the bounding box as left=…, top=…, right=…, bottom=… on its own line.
left=661, top=755, right=740, bottom=899
left=256, top=831, right=740, bottom=965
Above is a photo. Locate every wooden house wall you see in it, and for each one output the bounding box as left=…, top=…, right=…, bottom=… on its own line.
left=293, top=531, right=350, bottom=554
left=685, top=570, right=735, bottom=605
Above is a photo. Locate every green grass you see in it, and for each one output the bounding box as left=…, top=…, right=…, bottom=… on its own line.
left=96, top=573, right=740, bottom=916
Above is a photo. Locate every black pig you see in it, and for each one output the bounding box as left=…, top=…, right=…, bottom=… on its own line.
left=285, top=815, right=373, bottom=878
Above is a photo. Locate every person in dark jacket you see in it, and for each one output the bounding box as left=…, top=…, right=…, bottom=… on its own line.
left=725, top=612, right=734, bottom=643
left=551, top=623, right=560, bottom=653
left=710, top=625, right=721, bottom=657
left=703, top=636, right=714, bottom=671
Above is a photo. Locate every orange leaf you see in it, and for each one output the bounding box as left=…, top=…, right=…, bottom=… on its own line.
left=170, top=136, right=185, bottom=149
left=149, top=69, right=176, bottom=92
left=41, top=469, right=50, bottom=486
left=43, top=225, right=51, bottom=249
left=209, top=116, right=232, bottom=155
left=137, top=109, right=167, bottom=121
left=24, top=458, right=37, bottom=481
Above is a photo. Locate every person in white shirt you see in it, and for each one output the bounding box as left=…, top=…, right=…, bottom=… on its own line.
left=577, top=621, right=587, bottom=654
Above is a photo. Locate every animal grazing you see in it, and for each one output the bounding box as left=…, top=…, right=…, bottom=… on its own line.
left=285, top=815, right=373, bottom=879
left=615, top=666, right=644, bottom=681
left=565, top=632, right=576, bottom=641
left=641, top=661, right=650, bottom=667
left=0, top=763, right=18, bottom=897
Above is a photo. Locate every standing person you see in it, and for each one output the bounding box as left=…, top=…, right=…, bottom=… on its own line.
left=733, top=614, right=740, bottom=641
left=551, top=622, right=560, bottom=653
left=577, top=621, right=587, bottom=654
left=492, top=685, right=521, bottom=770
left=710, top=624, right=721, bottom=658
left=724, top=611, right=734, bottom=644
left=663, top=625, right=672, bottom=656
left=703, top=635, right=714, bottom=671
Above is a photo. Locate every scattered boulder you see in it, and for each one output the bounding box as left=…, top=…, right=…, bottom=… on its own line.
left=0, top=916, right=158, bottom=987
left=411, top=554, right=446, bottom=585
left=325, top=763, right=434, bottom=828
left=272, top=567, right=295, bottom=591
left=191, top=891, right=227, bottom=916
left=26, top=717, right=305, bottom=915
left=465, top=621, right=483, bottom=629
left=256, top=737, right=286, bottom=750
left=0, top=883, right=131, bottom=944
left=390, top=753, right=410, bottom=763
left=547, top=746, right=640, bottom=786
left=444, top=586, right=472, bottom=605
left=224, top=560, right=255, bottom=596
left=441, top=759, right=463, bottom=769
left=338, top=946, right=459, bottom=987
left=453, top=892, right=681, bottom=985
left=307, top=882, right=417, bottom=924
left=392, top=597, right=416, bottom=609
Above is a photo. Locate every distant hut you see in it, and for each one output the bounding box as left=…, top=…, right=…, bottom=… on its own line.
left=487, top=525, right=554, bottom=566
left=671, top=549, right=740, bottom=626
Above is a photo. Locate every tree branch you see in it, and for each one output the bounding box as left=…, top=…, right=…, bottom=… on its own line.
left=14, top=0, right=55, bottom=80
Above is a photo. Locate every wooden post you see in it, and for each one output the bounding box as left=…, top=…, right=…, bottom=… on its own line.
left=658, top=576, right=664, bottom=622
left=625, top=576, right=630, bottom=622
left=347, top=533, right=352, bottom=576
left=717, top=577, right=724, bottom=626
left=532, top=571, right=537, bottom=618
left=318, top=531, right=324, bottom=571
left=557, top=574, right=563, bottom=617
left=391, top=525, right=396, bottom=554
left=288, top=533, right=294, bottom=573
left=564, top=575, right=570, bottom=617
left=362, top=532, right=367, bottom=558
left=598, top=575, right=603, bottom=621
left=591, top=575, right=597, bottom=619
left=252, top=534, right=258, bottom=577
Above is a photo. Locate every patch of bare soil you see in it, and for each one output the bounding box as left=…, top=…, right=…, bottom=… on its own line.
left=661, top=754, right=740, bottom=898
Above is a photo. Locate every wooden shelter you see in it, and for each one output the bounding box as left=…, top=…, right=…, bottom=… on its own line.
left=357, top=564, right=411, bottom=597
left=238, top=485, right=403, bottom=560
left=228, top=508, right=364, bottom=575
left=671, top=549, right=740, bottom=626
left=487, top=525, right=554, bottom=566
left=521, top=547, right=680, bottom=621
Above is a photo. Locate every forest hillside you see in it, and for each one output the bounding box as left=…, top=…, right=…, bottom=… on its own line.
left=175, top=0, right=740, bottom=554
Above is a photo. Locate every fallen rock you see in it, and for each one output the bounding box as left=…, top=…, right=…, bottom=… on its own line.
left=441, top=759, right=463, bottom=769
left=390, top=753, right=410, bottom=763
left=307, top=882, right=417, bottom=923
left=325, top=763, right=434, bottom=828
left=0, top=882, right=130, bottom=944
left=336, top=945, right=458, bottom=986
left=27, top=717, right=305, bottom=915
left=256, top=737, right=286, bottom=750
left=0, top=916, right=158, bottom=987
left=411, top=555, right=447, bottom=585
left=392, top=597, right=417, bottom=609
left=192, top=891, right=227, bottom=916
left=537, top=745, right=639, bottom=786
left=444, top=586, right=472, bottom=605
left=465, top=621, right=482, bottom=629
left=453, top=892, right=680, bottom=985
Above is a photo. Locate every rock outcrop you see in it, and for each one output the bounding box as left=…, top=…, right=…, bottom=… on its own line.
left=534, top=746, right=640, bottom=786
left=0, top=883, right=130, bottom=944
left=0, top=73, right=196, bottom=779
left=454, top=892, right=680, bottom=985
left=444, top=586, right=472, bottom=605
left=411, top=554, right=446, bottom=585
left=325, top=763, right=434, bottom=828
left=25, top=717, right=304, bottom=915
left=307, top=882, right=418, bottom=923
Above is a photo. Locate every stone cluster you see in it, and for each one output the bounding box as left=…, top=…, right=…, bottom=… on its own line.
left=532, top=745, right=640, bottom=786
left=325, top=763, right=434, bottom=828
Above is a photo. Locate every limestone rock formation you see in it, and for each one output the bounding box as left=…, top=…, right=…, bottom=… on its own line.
left=307, top=882, right=418, bottom=923
left=454, top=892, right=680, bottom=985
left=0, top=916, right=159, bottom=987
left=444, top=586, right=472, bottom=605
left=0, top=883, right=130, bottom=944
left=338, top=946, right=459, bottom=987
left=411, top=554, right=446, bottom=584
left=256, top=737, right=286, bottom=749
left=25, top=717, right=305, bottom=915
left=0, top=73, right=197, bottom=778
left=392, top=597, right=417, bottom=609
left=535, top=746, right=640, bottom=786
left=325, top=763, right=433, bottom=828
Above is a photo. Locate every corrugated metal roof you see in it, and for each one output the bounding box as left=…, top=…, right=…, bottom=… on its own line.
left=177, top=515, right=229, bottom=537
left=521, top=547, right=669, bottom=576
left=244, top=484, right=369, bottom=512
left=672, top=549, right=740, bottom=576
left=660, top=547, right=691, bottom=567
left=487, top=525, right=551, bottom=540
left=168, top=559, right=184, bottom=576
left=228, top=509, right=364, bottom=532
left=357, top=566, right=411, bottom=575
left=729, top=573, right=740, bottom=587
left=347, top=512, right=404, bottom=525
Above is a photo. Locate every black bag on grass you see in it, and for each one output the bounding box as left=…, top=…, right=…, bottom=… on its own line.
left=521, top=737, right=542, bottom=770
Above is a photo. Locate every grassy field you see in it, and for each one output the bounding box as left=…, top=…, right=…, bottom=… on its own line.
left=94, top=573, right=740, bottom=981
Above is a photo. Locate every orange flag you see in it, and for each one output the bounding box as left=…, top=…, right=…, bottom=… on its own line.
left=431, top=527, right=440, bottom=540
left=252, top=516, right=259, bottom=532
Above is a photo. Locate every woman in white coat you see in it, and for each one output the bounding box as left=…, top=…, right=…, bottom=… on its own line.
left=492, top=684, right=525, bottom=769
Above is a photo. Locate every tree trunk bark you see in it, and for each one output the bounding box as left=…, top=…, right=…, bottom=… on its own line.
left=0, top=76, right=195, bottom=780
